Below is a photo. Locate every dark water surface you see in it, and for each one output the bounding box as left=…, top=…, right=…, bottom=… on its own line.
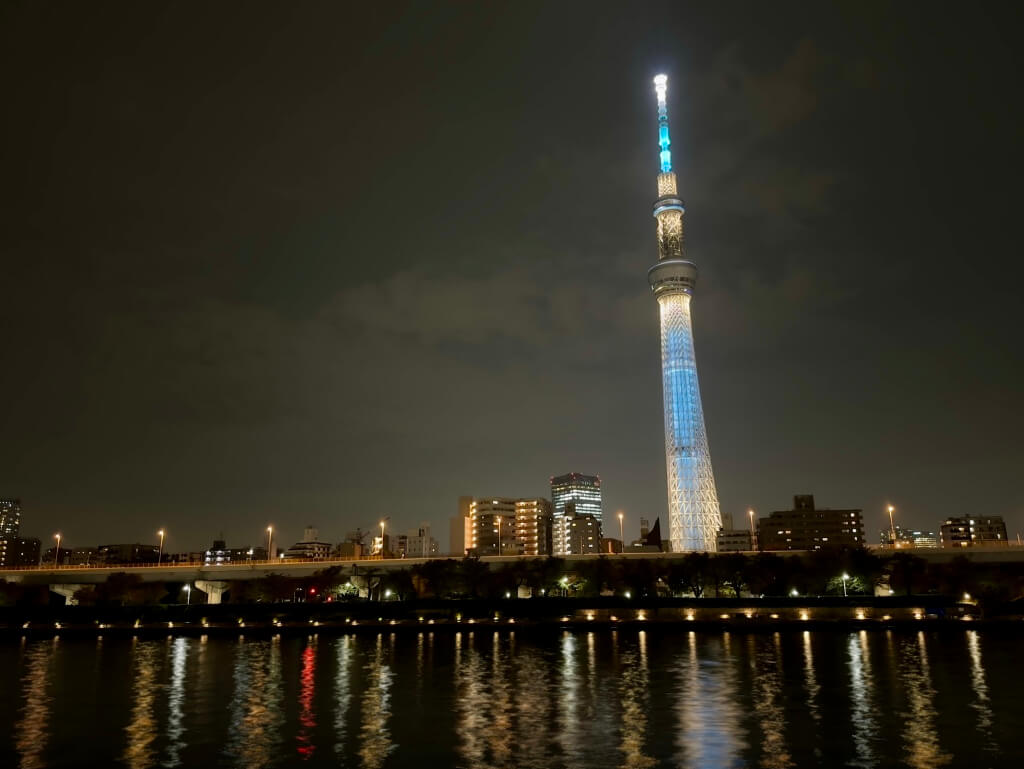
left=0, top=629, right=1017, bottom=768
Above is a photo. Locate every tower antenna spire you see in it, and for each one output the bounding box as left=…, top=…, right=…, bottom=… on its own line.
left=654, top=74, right=672, bottom=173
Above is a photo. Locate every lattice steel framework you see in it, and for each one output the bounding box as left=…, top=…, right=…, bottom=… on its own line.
left=648, top=74, right=721, bottom=552
left=658, top=293, right=720, bottom=551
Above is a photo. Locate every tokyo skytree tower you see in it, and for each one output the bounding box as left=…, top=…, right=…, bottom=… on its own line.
left=646, top=74, right=722, bottom=552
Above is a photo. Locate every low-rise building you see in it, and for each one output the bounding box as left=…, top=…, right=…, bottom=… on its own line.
left=940, top=516, right=1008, bottom=548
left=283, top=527, right=331, bottom=560
left=759, top=495, right=864, bottom=551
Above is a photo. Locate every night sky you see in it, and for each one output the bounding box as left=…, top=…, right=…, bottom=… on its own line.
left=3, top=2, right=1022, bottom=552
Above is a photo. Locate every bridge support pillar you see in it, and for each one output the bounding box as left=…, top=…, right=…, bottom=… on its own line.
left=194, top=580, right=229, bottom=605
left=51, top=584, right=85, bottom=606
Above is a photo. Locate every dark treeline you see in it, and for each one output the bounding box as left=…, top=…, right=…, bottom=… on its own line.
left=2, top=550, right=1024, bottom=608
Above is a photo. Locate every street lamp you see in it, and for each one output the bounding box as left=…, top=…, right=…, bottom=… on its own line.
left=157, top=529, right=165, bottom=566
left=561, top=576, right=569, bottom=597
left=495, top=515, right=502, bottom=556
left=266, top=526, right=273, bottom=561
left=841, top=572, right=850, bottom=597
left=618, top=512, right=624, bottom=550
left=748, top=509, right=757, bottom=550
left=184, top=584, right=191, bottom=605
left=887, top=505, right=898, bottom=549
left=53, top=533, right=61, bottom=567
left=379, top=519, right=386, bottom=558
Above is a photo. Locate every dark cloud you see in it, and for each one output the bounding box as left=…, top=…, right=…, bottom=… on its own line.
left=1, top=2, right=1021, bottom=551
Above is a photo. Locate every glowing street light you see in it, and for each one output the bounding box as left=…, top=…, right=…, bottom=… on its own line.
left=887, top=505, right=898, bottom=549
left=184, top=584, right=191, bottom=605
left=617, top=512, right=624, bottom=549
left=379, top=519, right=387, bottom=558
left=748, top=509, right=757, bottom=550
left=495, top=515, right=502, bottom=556
left=53, top=533, right=61, bottom=567
left=157, top=529, right=165, bottom=566
left=841, top=572, right=850, bottom=597
left=266, top=526, right=274, bottom=561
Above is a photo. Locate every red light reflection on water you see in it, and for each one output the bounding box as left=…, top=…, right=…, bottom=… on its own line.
left=297, top=644, right=316, bottom=759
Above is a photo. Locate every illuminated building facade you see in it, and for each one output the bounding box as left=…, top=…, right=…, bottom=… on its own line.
left=758, top=495, right=864, bottom=551
left=0, top=498, right=21, bottom=539
left=550, top=473, right=602, bottom=555
left=567, top=513, right=601, bottom=555
left=515, top=498, right=554, bottom=556
left=880, top=526, right=939, bottom=549
left=940, top=516, right=1008, bottom=548
left=469, top=497, right=553, bottom=556
left=646, top=75, right=721, bottom=552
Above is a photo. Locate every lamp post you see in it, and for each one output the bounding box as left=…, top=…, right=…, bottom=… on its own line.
left=748, top=509, right=757, bottom=551
left=266, top=526, right=273, bottom=562
left=495, top=515, right=502, bottom=556
left=887, top=505, right=898, bottom=549
left=379, top=519, right=386, bottom=558
left=841, top=572, right=849, bottom=598
left=184, top=584, right=191, bottom=605
left=157, top=529, right=165, bottom=566
left=53, top=533, right=61, bottom=567
left=618, top=512, right=624, bottom=551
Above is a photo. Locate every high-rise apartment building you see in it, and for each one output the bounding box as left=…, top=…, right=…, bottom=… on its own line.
left=514, top=498, right=554, bottom=557
left=940, top=516, right=1008, bottom=548
left=550, top=473, right=602, bottom=555
left=758, top=495, right=864, bottom=551
left=468, top=497, right=553, bottom=556
left=645, top=75, right=722, bottom=553
left=0, top=498, right=21, bottom=539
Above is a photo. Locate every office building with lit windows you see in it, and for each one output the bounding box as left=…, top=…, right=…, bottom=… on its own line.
left=758, top=495, right=864, bottom=551
left=550, top=473, right=602, bottom=555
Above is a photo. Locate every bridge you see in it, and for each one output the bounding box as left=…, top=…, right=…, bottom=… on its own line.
left=4, top=547, right=1023, bottom=604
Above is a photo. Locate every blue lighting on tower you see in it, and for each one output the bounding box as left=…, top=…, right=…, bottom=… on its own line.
left=654, top=74, right=672, bottom=172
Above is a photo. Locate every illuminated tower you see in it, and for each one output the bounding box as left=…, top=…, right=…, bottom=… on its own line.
left=647, top=74, right=721, bottom=552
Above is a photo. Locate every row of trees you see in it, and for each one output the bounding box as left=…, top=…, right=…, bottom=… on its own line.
left=3, top=549, right=1023, bottom=607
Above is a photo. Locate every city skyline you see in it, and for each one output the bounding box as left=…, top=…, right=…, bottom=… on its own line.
left=2, top=5, right=1022, bottom=549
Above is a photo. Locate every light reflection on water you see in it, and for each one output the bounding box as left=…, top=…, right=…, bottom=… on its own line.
left=966, top=630, right=996, bottom=754
left=358, top=634, right=394, bottom=769
left=675, top=631, right=745, bottom=769
left=749, top=633, right=793, bottom=769
left=333, top=636, right=352, bottom=758
left=847, top=630, right=876, bottom=768
left=617, top=630, right=656, bottom=769
left=897, top=632, right=951, bottom=768
left=122, top=637, right=159, bottom=769
left=165, top=637, right=187, bottom=767
left=2, top=629, right=1019, bottom=768
left=227, top=637, right=283, bottom=768
left=14, top=638, right=54, bottom=769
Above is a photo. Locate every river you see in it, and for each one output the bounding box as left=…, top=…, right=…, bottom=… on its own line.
left=0, top=629, right=1016, bottom=768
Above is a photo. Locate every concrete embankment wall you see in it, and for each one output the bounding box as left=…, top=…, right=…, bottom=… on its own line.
left=4, top=596, right=1016, bottom=639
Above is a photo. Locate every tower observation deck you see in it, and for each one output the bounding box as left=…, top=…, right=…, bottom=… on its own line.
left=647, top=74, right=722, bottom=552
